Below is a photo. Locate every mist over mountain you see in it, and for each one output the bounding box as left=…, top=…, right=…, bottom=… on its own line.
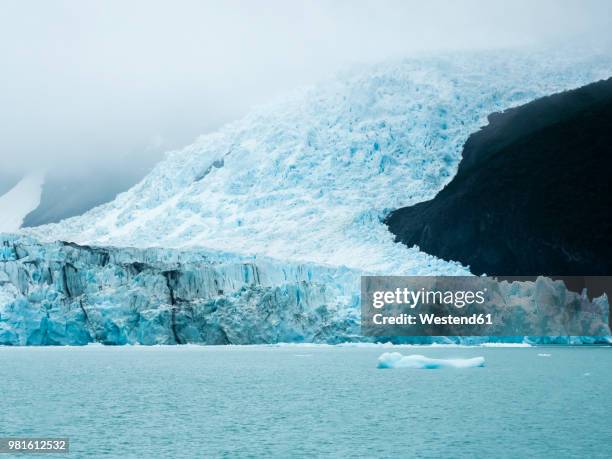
left=0, top=171, right=21, bottom=197
left=2, top=0, right=612, bottom=229
left=21, top=160, right=160, bottom=227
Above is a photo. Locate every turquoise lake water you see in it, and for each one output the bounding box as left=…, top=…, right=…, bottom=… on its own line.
left=1, top=345, right=610, bottom=458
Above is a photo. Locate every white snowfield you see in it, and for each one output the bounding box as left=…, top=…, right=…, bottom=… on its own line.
left=0, top=171, right=44, bottom=232
left=26, top=51, right=612, bottom=275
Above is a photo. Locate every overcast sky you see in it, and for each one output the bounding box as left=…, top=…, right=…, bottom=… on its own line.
left=1, top=0, right=611, bottom=179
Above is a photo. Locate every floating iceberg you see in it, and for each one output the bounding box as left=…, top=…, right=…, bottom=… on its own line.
left=377, top=352, right=485, bottom=369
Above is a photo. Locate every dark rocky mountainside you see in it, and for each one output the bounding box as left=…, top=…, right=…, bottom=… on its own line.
left=386, top=77, right=612, bottom=276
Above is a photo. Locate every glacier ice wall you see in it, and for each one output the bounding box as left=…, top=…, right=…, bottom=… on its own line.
left=1, top=234, right=610, bottom=345
left=0, top=234, right=362, bottom=345
left=25, top=51, right=612, bottom=276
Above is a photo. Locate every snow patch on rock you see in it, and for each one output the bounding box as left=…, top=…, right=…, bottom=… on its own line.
left=0, top=171, right=44, bottom=232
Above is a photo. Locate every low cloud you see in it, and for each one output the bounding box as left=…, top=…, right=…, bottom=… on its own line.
left=1, top=0, right=611, bottom=178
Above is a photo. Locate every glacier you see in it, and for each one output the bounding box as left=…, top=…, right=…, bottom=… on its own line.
left=1, top=234, right=610, bottom=345
left=25, top=51, right=612, bottom=275
left=4, top=50, right=612, bottom=345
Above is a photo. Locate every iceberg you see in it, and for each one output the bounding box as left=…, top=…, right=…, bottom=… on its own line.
left=377, top=352, right=485, bottom=369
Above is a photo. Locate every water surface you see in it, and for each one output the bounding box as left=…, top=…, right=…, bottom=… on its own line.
left=1, top=345, right=610, bottom=458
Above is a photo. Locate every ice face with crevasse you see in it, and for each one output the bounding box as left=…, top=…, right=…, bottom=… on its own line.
left=1, top=234, right=610, bottom=345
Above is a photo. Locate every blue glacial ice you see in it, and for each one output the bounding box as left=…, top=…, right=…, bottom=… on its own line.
left=1, top=234, right=610, bottom=345
left=0, top=234, right=362, bottom=345
left=5, top=49, right=612, bottom=345
left=377, top=352, right=485, bottom=369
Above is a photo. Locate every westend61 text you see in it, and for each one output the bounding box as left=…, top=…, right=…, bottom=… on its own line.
left=372, top=312, right=493, bottom=326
